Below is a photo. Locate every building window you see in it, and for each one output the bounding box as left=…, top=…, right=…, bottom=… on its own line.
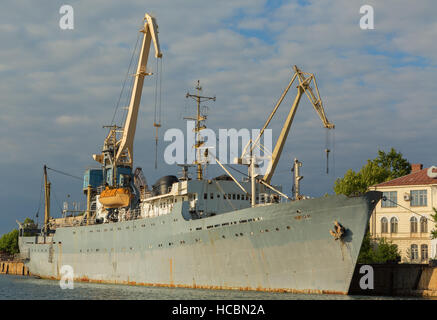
left=420, top=217, right=428, bottom=233
left=411, top=244, right=419, bottom=261
left=390, top=217, right=398, bottom=234
left=421, top=244, right=428, bottom=261
left=410, top=190, right=427, bottom=207
left=381, top=217, right=388, bottom=233
left=381, top=191, right=397, bottom=207
left=410, top=216, right=418, bottom=233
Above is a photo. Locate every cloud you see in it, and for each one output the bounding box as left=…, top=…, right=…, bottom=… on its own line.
left=55, top=115, right=92, bottom=126
left=0, top=0, right=435, bottom=233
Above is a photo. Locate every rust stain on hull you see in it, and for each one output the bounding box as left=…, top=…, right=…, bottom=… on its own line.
left=33, top=273, right=347, bottom=295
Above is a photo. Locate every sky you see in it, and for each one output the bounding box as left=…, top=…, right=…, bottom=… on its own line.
left=0, top=0, right=436, bottom=234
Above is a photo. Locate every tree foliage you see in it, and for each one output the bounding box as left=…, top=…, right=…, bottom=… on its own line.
left=334, top=148, right=411, bottom=196
left=358, top=231, right=401, bottom=264
left=0, top=229, right=19, bottom=255
left=0, top=218, right=37, bottom=255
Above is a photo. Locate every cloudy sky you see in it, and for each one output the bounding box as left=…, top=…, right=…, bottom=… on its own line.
left=0, top=0, right=436, bottom=234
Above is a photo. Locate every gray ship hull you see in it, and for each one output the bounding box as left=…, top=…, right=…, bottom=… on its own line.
left=19, top=191, right=381, bottom=294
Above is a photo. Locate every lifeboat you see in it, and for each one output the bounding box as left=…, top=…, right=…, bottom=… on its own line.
left=99, top=187, right=131, bottom=208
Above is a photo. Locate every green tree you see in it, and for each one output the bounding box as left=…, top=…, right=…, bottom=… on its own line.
left=358, top=231, right=401, bottom=264
left=23, top=218, right=35, bottom=226
left=357, top=231, right=374, bottom=264
left=0, top=229, right=19, bottom=255
left=334, top=148, right=411, bottom=196
left=374, top=148, right=411, bottom=180
left=22, top=218, right=37, bottom=237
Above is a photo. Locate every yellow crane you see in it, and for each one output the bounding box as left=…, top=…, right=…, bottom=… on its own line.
left=93, top=13, right=162, bottom=208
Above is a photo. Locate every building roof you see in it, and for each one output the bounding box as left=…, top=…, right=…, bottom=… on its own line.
left=374, top=166, right=437, bottom=187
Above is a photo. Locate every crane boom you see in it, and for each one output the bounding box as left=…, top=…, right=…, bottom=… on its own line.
left=247, top=65, right=334, bottom=184
left=115, top=13, right=162, bottom=167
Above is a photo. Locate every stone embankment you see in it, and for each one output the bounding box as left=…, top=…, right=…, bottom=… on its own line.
left=349, top=263, right=437, bottom=297
left=0, top=261, right=30, bottom=276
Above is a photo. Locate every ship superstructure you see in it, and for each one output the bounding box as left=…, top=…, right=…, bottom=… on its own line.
left=18, top=13, right=381, bottom=295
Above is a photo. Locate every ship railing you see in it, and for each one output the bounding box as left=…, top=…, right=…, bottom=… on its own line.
left=52, top=205, right=174, bottom=227
left=96, top=186, right=104, bottom=195
left=121, top=208, right=143, bottom=221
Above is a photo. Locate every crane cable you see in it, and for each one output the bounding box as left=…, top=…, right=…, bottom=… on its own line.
left=35, top=172, right=44, bottom=223
left=325, top=127, right=335, bottom=175
left=153, top=56, right=163, bottom=169
left=110, top=29, right=141, bottom=128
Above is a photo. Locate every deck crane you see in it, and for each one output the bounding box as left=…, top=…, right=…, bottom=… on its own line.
left=237, top=65, right=334, bottom=205
left=92, top=13, right=162, bottom=208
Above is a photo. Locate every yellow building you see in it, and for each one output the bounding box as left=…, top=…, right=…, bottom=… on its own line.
left=369, top=164, right=437, bottom=263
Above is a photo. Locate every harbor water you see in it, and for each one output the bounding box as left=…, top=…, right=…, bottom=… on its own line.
left=0, top=274, right=428, bottom=300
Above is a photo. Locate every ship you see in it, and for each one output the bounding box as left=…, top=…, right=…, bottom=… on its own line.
left=17, top=13, right=381, bottom=295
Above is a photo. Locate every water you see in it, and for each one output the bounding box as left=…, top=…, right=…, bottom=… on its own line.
left=0, top=274, right=427, bottom=300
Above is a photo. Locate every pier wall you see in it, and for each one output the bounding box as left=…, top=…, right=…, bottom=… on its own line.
left=349, top=263, right=437, bottom=297
left=0, top=261, right=30, bottom=276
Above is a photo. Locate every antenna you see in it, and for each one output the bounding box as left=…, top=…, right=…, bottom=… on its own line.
left=185, top=80, right=216, bottom=180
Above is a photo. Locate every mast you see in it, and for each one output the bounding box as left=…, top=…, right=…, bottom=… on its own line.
left=292, top=158, right=303, bottom=200
left=185, top=81, right=215, bottom=180
left=43, top=165, right=50, bottom=233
